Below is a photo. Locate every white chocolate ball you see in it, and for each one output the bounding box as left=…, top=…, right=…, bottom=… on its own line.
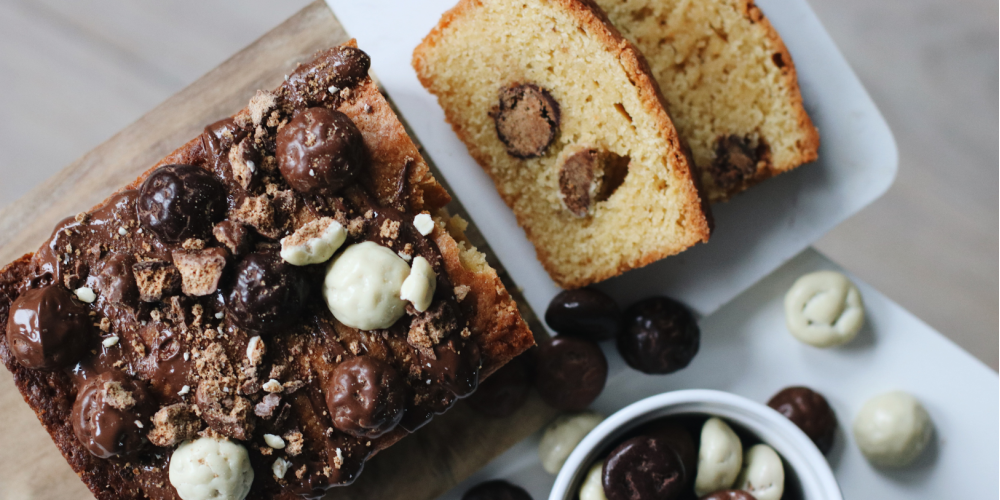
left=736, top=444, right=785, bottom=500
left=280, top=218, right=346, bottom=266
left=168, top=437, right=253, bottom=500
left=399, top=256, right=437, bottom=313
left=323, top=241, right=410, bottom=330
left=578, top=461, right=607, bottom=500
left=694, top=417, right=743, bottom=497
left=785, top=271, right=865, bottom=347
left=538, top=411, right=604, bottom=474
left=853, top=391, right=933, bottom=467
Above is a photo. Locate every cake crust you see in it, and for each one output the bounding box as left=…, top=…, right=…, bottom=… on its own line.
left=414, top=0, right=713, bottom=289
left=0, top=41, right=533, bottom=500
left=594, top=0, right=820, bottom=202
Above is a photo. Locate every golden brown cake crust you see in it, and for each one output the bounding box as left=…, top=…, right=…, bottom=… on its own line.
left=414, top=0, right=713, bottom=289
left=593, top=0, right=819, bottom=202
left=0, top=41, right=532, bottom=500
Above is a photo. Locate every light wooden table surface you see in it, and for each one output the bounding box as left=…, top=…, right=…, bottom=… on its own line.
left=0, top=0, right=995, bottom=382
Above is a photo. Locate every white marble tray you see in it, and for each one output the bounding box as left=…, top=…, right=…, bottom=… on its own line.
left=326, top=0, right=899, bottom=320
left=436, top=248, right=1000, bottom=499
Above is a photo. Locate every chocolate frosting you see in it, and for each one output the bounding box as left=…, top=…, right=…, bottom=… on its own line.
left=326, top=356, right=406, bottom=438
left=6, top=286, right=92, bottom=369
left=16, top=44, right=486, bottom=496
left=71, top=370, right=155, bottom=458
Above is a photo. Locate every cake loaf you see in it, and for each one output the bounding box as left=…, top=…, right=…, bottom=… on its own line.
left=413, top=0, right=713, bottom=289
left=595, top=0, right=820, bottom=201
left=0, top=41, right=533, bottom=500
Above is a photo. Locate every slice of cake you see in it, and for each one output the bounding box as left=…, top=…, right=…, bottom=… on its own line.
left=413, top=0, right=713, bottom=289
left=0, top=41, right=533, bottom=500
left=594, top=0, right=820, bottom=201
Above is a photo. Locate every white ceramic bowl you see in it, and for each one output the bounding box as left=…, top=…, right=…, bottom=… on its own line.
left=549, top=389, right=842, bottom=500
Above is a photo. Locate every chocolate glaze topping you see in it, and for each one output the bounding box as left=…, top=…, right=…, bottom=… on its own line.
left=6, top=285, right=92, bottom=369
left=10, top=45, right=484, bottom=498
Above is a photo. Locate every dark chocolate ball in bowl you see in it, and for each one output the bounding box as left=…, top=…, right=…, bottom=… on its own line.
left=618, top=297, right=699, bottom=374
left=465, top=353, right=530, bottom=418
left=545, top=288, right=620, bottom=341
left=699, top=490, right=756, bottom=500
left=326, top=356, right=406, bottom=439
left=72, top=371, right=156, bottom=458
left=277, top=107, right=367, bottom=196
left=137, top=164, right=226, bottom=243
left=227, top=251, right=310, bottom=333
left=768, top=386, right=838, bottom=454
left=535, top=336, right=607, bottom=411
left=602, top=435, right=686, bottom=500
left=6, top=286, right=92, bottom=370
left=644, top=423, right=697, bottom=486
left=462, top=480, right=533, bottom=500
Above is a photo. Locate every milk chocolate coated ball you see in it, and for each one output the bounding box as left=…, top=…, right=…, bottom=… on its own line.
left=768, top=386, right=838, bottom=454
left=535, top=337, right=607, bottom=411
left=72, top=371, right=156, bottom=458
left=277, top=107, right=366, bottom=196
left=327, top=356, right=406, bottom=439
left=7, top=286, right=92, bottom=370
left=545, top=288, right=620, bottom=341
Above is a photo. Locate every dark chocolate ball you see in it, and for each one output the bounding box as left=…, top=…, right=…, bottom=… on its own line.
left=71, top=371, right=155, bottom=458
left=6, top=286, right=92, bottom=370
left=645, top=423, right=697, bottom=485
left=534, top=336, right=607, bottom=411
left=603, top=435, right=686, bottom=500
left=768, top=386, right=838, bottom=454
left=699, top=491, right=756, bottom=500
left=276, top=107, right=367, bottom=195
left=465, top=354, right=530, bottom=418
left=462, top=480, right=533, bottom=500
left=545, top=288, right=620, bottom=341
left=618, top=297, right=699, bottom=374
left=326, top=356, right=406, bottom=439
left=137, top=164, right=226, bottom=243
left=226, top=251, right=310, bottom=332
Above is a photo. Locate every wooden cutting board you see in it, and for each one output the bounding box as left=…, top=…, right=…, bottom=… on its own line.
left=0, top=2, right=555, bottom=499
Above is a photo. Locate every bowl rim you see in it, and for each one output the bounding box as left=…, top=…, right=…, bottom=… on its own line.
left=548, top=389, right=843, bottom=500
